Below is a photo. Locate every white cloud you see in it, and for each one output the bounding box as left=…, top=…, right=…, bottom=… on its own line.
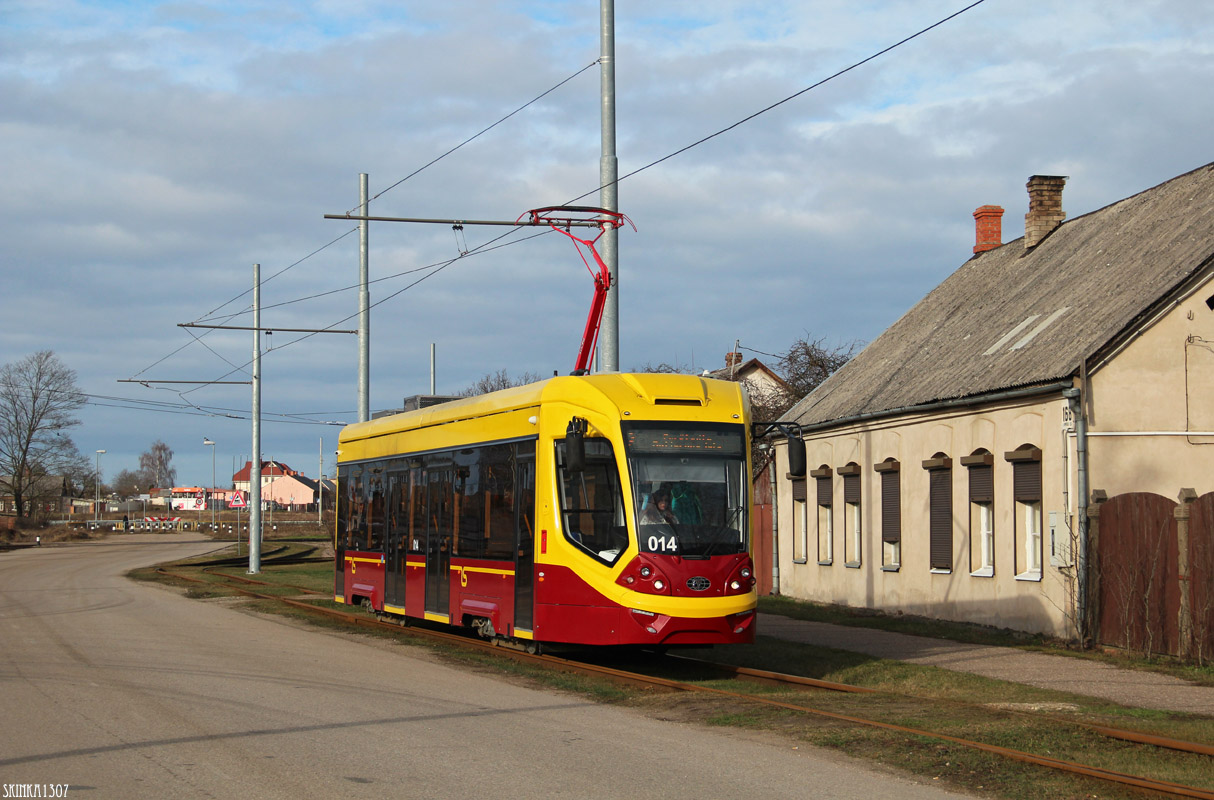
left=2, top=0, right=1212, bottom=482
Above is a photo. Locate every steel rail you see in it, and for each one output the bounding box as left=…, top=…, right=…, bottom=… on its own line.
left=667, top=654, right=1214, bottom=758
left=163, top=566, right=1214, bottom=799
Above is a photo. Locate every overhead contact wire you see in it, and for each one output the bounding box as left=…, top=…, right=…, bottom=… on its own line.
left=569, top=0, right=989, bottom=204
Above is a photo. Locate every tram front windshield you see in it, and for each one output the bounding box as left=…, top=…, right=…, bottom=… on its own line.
left=623, top=422, right=748, bottom=559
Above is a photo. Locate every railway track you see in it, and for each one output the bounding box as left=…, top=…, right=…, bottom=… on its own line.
left=160, top=561, right=1214, bottom=799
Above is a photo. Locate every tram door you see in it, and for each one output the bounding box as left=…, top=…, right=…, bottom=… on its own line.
left=425, top=467, right=453, bottom=618
left=384, top=473, right=406, bottom=609
left=334, top=467, right=346, bottom=599
left=514, top=445, right=536, bottom=631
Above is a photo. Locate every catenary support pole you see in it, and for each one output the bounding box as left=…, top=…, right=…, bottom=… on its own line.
left=430, top=342, right=436, bottom=395
left=249, top=263, right=262, bottom=574
left=358, top=173, right=370, bottom=422
left=598, top=0, right=619, bottom=373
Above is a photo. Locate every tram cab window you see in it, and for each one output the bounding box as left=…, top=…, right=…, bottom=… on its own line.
left=624, top=422, right=749, bottom=559
left=556, top=438, right=627, bottom=566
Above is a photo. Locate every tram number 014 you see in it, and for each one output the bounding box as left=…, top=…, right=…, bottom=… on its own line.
left=647, top=534, right=678, bottom=553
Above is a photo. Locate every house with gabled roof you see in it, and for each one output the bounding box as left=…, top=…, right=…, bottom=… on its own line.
left=704, top=351, right=793, bottom=408
left=773, top=164, right=1214, bottom=640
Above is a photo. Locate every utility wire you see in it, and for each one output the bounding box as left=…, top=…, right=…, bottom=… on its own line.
left=352, top=59, right=601, bottom=213
left=177, top=226, right=549, bottom=394
left=193, top=228, right=359, bottom=323
left=131, top=4, right=985, bottom=395
left=131, top=61, right=597, bottom=378
left=568, top=0, right=988, bottom=205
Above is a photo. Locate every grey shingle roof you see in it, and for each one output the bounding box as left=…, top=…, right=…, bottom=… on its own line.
left=785, top=163, right=1214, bottom=427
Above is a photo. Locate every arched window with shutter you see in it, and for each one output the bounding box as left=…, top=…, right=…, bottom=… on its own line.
left=961, top=449, right=994, bottom=576
left=1005, top=444, right=1043, bottom=580
left=922, top=453, right=953, bottom=572
left=874, top=458, right=900, bottom=570
left=811, top=465, right=833, bottom=565
left=839, top=462, right=862, bottom=567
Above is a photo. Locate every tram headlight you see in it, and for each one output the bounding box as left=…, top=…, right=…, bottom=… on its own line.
left=653, top=579, right=665, bottom=591
left=640, top=566, right=652, bottom=578
left=740, top=567, right=751, bottom=579
left=730, top=580, right=741, bottom=591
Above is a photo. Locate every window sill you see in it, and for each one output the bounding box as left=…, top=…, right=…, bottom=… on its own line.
left=792, top=558, right=808, bottom=565
left=817, top=559, right=833, bottom=566
left=881, top=564, right=900, bottom=572
left=1015, top=570, right=1042, bottom=582
left=844, top=561, right=861, bottom=569
left=970, top=566, right=994, bottom=578
left=930, top=568, right=952, bottom=575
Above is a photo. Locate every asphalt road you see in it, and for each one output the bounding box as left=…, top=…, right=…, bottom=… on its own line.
left=0, top=534, right=972, bottom=799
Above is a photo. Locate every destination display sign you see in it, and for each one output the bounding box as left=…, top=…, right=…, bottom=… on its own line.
left=623, top=424, right=744, bottom=456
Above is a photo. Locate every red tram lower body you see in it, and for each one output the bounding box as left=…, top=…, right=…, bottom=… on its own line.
left=336, top=551, right=755, bottom=647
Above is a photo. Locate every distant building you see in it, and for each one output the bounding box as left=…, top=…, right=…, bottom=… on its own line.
left=0, top=473, right=70, bottom=519
left=704, top=351, right=793, bottom=412
left=372, top=394, right=462, bottom=419
left=232, top=460, right=325, bottom=510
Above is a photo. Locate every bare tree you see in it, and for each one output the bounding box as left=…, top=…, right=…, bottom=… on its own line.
left=139, top=440, right=177, bottom=489
left=460, top=369, right=543, bottom=397
left=0, top=351, right=87, bottom=518
left=111, top=468, right=147, bottom=497
left=776, top=334, right=859, bottom=402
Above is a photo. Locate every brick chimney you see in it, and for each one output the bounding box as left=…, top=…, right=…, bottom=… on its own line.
left=972, top=205, right=1004, bottom=254
left=725, top=352, right=743, bottom=368
left=1024, top=175, right=1067, bottom=250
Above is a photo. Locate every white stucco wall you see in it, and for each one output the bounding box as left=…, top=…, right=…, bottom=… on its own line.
left=775, top=394, right=1077, bottom=636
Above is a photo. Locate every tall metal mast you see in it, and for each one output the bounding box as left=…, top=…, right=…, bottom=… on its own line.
left=358, top=173, right=370, bottom=422
left=599, top=0, right=619, bottom=372
left=249, top=262, right=262, bottom=574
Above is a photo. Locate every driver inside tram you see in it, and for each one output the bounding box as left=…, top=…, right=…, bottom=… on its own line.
left=640, top=488, right=678, bottom=526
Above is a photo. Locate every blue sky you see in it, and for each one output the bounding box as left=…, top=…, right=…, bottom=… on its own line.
left=2, top=0, right=1212, bottom=487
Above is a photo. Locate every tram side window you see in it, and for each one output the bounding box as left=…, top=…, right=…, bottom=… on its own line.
left=516, top=441, right=536, bottom=550
left=483, top=444, right=516, bottom=560
left=366, top=469, right=385, bottom=552
left=346, top=466, right=365, bottom=551
left=427, top=461, right=454, bottom=557
left=387, top=470, right=409, bottom=554
left=408, top=466, right=425, bottom=554
left=456, top=449, right=485, bottom=559
left=556, top=439, right=627, bottom=566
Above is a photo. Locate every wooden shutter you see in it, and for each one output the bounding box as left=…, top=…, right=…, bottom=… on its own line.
left=816, top=476, right=832, bottom=507
left=929, top=467, right=952, bottom=570
left=968, top=464, right=993, bottom=503
left=791, top=479, right=807, bottom=503
left=1013, top=460, right=1041, bottom=502
left=843, top=473, right=860, bottom=504
left=881, top=469, right=900, bottom=544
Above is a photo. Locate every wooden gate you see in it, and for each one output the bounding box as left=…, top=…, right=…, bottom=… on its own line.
left=1188, top=493, right=1214, bottom=662
left=1093, top=492, right=1179, bottom=655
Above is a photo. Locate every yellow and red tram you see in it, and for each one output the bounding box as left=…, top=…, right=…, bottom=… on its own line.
left=334, top=372, right=757, bottom=648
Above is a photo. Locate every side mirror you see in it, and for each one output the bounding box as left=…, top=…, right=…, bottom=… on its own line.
left=565, top=417, right=587, bottom=473
left=786, top=435, right=806, bottom=478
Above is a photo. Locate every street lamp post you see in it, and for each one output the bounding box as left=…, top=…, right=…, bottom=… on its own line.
left=95, top=449, right=106, bottom=525
left=203, top=438, right=216, bottom=534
